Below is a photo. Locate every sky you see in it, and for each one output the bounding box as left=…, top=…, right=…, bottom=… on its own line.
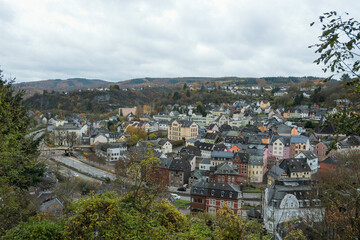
left=1, top=0, right=360, bottom=83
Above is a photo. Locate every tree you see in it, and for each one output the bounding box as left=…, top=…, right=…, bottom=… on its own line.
left=2, top=220, right=64, bottom=240
left=311, top=11, right=360, bottom=80
left=307, top=150, right=360, bottom=239
left=311, top=12, right=360, bottom=136
left=0, top=69, right=45, bottom=234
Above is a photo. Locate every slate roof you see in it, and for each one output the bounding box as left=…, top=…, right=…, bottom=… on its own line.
left=214, top=163, right=238, bottom=175
left=290, top=135, right=309, bottom=144
left=248, top=155, right=264, bottom=166
left=213, top=143, right=227, bottom=151
left=191, top=181, right=241, bottom=200
left=211, top=151, right=234, bottom=159
left=279, top=158, right=311, bottom=174
left=234, top=152, right=249, bottom=163
left=197, top=142, right=214, bottom=151
left=172, top=119, right=196, bottom=127
left=180, top=145, right=201, bottom=156
left=205, top=132, right=219, bottom=140
left=158, top=158, right=173, bottom=169
left=200, top=158, right=211, bottom=165
left=100, top=142, right=127, bottom=151
left=268, top=165, right=285, bottom=180
left=169, top=158, right=191, bottom=172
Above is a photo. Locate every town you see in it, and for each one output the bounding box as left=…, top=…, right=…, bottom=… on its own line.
left=27, top=81, right=356, bottom=237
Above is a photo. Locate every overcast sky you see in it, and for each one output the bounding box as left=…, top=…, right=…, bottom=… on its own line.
left=1, top=0, right=359, bottom=83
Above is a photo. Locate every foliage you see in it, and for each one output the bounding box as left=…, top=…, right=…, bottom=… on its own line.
left=214, top=205, right=245, bottom=239
left=315, top=150, right=360, bottom=239
left=311, top=11, right=360, bottom=136
left=284, top=229, right=307, bottom=240
left=0, top=69, right=45, bottom=234
left=304, top=120, right=315, bottom=129
left=2, top=220, right=64, bottom=240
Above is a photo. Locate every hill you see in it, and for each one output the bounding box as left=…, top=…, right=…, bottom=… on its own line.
left=15, top=78, right=111, bottom=98
left=112, top=76, right=322, bottom=88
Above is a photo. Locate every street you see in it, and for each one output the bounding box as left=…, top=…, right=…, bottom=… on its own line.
left=52, top=156, right=116, bottom=180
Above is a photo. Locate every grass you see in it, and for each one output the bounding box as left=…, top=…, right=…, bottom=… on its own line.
left=243, top=188, right=264, bottom=193
left=174, top=199, right=190, bottom=208
left=242, top=205, right=261, bottom=210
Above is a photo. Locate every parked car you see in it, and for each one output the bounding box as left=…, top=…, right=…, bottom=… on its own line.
left=177, top=187, right=186, bottom=191
left=170, top=193, right=181, bottom=200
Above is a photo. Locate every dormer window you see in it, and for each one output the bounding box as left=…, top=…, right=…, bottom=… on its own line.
left=211, top=190, right=215, bottom=196
left=221, top=191, right=224, bottom=197
left=229, top=192, right=233, bottom=198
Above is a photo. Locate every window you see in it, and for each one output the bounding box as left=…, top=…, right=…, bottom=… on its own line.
left=227, top=201, right=234, bottom=208
left=220, top=200, right=224, bottom=207
left=211, top=190, right=215, bottom=196
left=193, top=198, right=203, bottom=203
left=221, top=191, right=224, bottom=197
left=229, top=192, right=233, bottom=198
left=209, top=199, right=216, bottom=206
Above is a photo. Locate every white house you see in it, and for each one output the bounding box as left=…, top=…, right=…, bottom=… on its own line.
left=295, top=151, right=319, bottom=174
left=262, top=179, right=324, bottom=233
left=96, top=143, right=127, bottom=162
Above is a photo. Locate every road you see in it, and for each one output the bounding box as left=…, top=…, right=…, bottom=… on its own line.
left=52, top=156, right=116, bottom=180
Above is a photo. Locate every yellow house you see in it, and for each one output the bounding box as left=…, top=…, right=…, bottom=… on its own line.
left=248, top=155, right=265, bottom=183
left=168, top=120, right=199, bottom=141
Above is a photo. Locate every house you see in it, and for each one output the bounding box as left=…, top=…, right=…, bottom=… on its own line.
left=279, top=158, right=311, bottom=179
left=181, top=154, right=197, bottom=172
left=158, top=120, right=170, bottom=131
left=168, top=120, right=199, bottom=141
left=213, top=143, right=227, bottom=152
left=204, top=132, right=219, bottom=144
left=197, top=142, right=214, bottom=158
left=90, top=133, right=108, bottom=145
left=313, top=141, right=337, bottom=162
left=210, top=163, right=239, bottom=184
left=215, top=114, right=230, bottom=127
left=295, top=151, right=319, bottom=174
left=199, top=158, right=211, bottom=171
left=319, top=155, right=338, bottom=173
left=233, top=152, right=249, bottom=183
left=210, top=151, right=234, bottom=166
left=53, top=123, right=82, bottom=146
left=289, top=135, right=310, bottom=157
left=268, top=135, right=291, bottom=160
left=262, top=179, right=324, bottom=233
left=267, top=165, right=286, bottom=186
left=95, top=142, right=127, bottom=162
left=190, top=181, right=243, bottom=215
left=169, top=158, right=191, bottom=187
left=154, top=158, right=173, bottom=186
left=246, top=148, right=267, bottom=183
left=207, top=123, right=220, bottom=132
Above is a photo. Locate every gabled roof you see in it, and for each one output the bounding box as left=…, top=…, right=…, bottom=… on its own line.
left=213, top=143, right=227, bottom=151
left=280, top=158, right=311, bottom=174
left=191, top=181, right=241, bottom=200
left=296, top=151, right=317, bottom=160
left=290, top=135, right=309, bottom=144
left=270, top=135, right=291, bottom=146
left=268, top=165, right=285, bottom=180
left=197, top=142, right=214, bottom=151
left=211, top=151, right=234, bottom=159
left=158, top=158, right=173, bottom=169
left=169, top=158, right=191, bottom=172
left=214, top=163, right=238, bottom=175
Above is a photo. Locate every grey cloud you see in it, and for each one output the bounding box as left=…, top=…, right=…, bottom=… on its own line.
left=1, top=0, right=360, bottom=82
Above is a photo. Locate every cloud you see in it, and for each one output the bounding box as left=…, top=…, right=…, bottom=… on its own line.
left=1, top=0, right=360, bottom=82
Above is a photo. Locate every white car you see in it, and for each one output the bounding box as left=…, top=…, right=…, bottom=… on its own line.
left=170, top=193, right=181, bottom=200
